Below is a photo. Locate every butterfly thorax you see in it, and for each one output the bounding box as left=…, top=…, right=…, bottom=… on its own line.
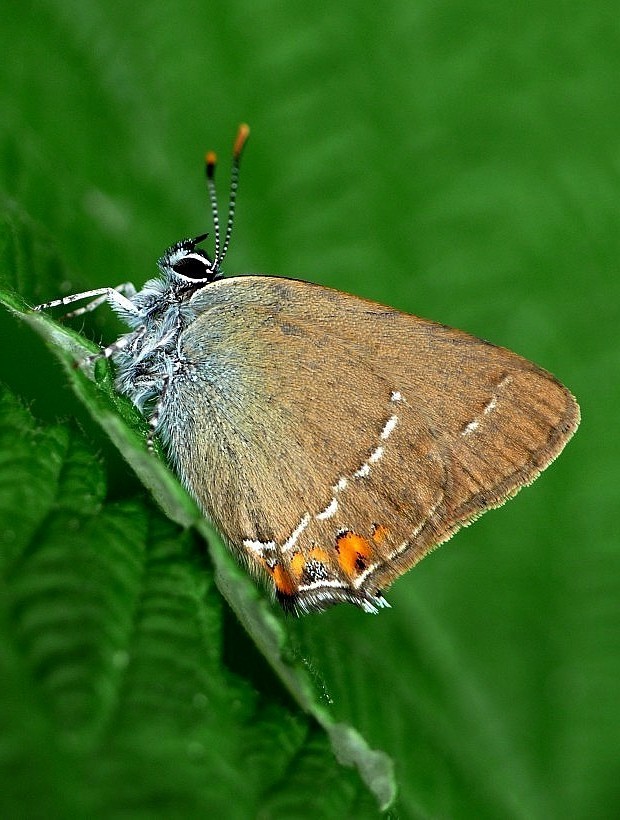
left=111, top=239, right=217, bottom=414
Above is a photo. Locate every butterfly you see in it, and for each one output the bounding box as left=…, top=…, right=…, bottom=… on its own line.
left=34, top=125, right=580, bottom=613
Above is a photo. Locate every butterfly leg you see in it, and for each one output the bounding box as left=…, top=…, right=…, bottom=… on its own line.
left=34, top=283, right=139, bottom=318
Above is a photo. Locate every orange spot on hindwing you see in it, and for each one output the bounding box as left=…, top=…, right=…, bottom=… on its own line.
left=290, top=552, right=306, bottom=579
left=371, top=523, right=389, bottom=543
left=336, top=531, right=373, bottom=577
left=272, top=563, right=296, bottom=597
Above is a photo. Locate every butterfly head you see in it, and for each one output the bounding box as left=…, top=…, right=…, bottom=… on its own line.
left=158, top=234, right=220, bottom=288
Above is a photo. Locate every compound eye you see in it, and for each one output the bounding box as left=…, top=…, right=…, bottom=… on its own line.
left=172, top=255, right=211, bottom=279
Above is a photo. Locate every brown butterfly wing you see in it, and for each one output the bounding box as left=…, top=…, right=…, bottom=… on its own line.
left=171, top=277, right=579, bottom=612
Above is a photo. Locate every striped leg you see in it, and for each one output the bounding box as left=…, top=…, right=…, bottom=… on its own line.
left=34, top=283, right=139, bottom=318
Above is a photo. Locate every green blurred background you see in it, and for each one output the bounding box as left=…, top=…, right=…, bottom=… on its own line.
left=0, top=1, right=618, bottom=817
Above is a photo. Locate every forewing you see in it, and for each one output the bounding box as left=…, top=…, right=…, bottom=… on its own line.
left=172, top=277, right=579, bottom=612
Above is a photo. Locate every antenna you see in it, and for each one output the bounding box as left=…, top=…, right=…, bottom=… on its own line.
left=204, top=123, right=250, bottom=271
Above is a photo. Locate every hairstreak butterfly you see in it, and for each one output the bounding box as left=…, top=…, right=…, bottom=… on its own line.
left=34, top=124, right=580, bottom=614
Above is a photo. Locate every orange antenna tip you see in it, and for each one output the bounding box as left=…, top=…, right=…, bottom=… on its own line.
left=205, top=150, right=217, bottom=180
left=233, top=123, right=250, bottom=158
